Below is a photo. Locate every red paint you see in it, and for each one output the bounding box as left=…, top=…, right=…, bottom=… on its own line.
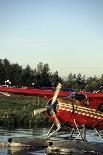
left=0, top=86, right=103, bottom=130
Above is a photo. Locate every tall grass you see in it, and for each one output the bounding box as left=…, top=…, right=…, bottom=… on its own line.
left=0, top=94, right=52, bottom=128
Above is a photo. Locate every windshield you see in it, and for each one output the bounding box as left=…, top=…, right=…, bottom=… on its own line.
left=68, top=93, right=86, bottom=101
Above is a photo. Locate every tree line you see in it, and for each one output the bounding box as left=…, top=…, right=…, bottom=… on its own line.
left=0, top=58, right=103, bottom=92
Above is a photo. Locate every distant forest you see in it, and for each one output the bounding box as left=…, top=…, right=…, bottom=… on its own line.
left=0, top=58, right=103, bottom=92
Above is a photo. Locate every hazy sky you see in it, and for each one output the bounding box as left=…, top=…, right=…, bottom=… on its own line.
left=0, top=0, right=103, bottom=78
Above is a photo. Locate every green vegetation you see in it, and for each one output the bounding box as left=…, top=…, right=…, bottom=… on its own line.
left=0, top=58, right=103, bottom=92
left=0, top=58, right=62, bottom=87
left=0, top=94, right=52, bottom=128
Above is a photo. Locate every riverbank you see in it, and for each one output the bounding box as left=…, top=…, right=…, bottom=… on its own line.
left=0, top=94, right=52, bottom=128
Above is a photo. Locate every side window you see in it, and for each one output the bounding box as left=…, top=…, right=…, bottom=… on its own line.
left=97, top=104, right=103, bottom=112
left=74, top=94, right=86, bottom=101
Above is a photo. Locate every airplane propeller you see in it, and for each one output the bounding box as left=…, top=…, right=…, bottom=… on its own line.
left=34, top=108, right=47, bottom=115
left=50, top=83, right=62, bottom=128
left=51, top=83, right=62, bottom=105
left=0, top=92, right=11, bottom=96
left=34, top=83, right=62, bottom=128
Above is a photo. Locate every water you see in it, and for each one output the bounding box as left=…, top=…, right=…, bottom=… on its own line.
left=0, top=128, right=48, bottom=155
left=0, top=128, right=103, bottom=155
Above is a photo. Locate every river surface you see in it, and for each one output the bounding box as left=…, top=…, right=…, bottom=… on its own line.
left=0, top=128, right=103, bottom=155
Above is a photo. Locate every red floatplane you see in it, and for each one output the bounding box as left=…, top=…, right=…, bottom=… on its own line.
left=0, top=84, right=103, bottom=141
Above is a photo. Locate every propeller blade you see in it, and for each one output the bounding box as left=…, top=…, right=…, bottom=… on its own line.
left=50, top=83, right=62, bottom=128
left=52, top=110, right=61, bottom=128
left=34, top=83, right=62, bottom=129
left=51, top=83, right=62, bottom=105
left=34, top=108, right=47, bottom=115
left=0, top=92, right=11, bottom=96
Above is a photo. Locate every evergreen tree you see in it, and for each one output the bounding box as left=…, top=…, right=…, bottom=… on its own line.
left=51, top=71, right=63, bottom=87
left=21, top=65, right=34, bottom=86
left=0, top=59, right=4, bottom=84
left=10, top=63, right=22, bottom=86
left=34, top=62, right=51, bottom=87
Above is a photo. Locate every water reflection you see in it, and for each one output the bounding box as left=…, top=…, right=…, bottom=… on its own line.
left=0, top=128, right=103, bottom=155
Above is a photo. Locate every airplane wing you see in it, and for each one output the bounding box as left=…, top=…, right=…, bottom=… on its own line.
left=0, top=86, right=69, bottom=99
left=82, top=92, right=103, bottom=99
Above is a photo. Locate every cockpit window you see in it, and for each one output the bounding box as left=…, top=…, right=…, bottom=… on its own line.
left=69, top=93, right=86, bottom=101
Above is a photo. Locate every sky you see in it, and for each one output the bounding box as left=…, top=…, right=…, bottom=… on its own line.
left=0, top=0, right=103, bottom=79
